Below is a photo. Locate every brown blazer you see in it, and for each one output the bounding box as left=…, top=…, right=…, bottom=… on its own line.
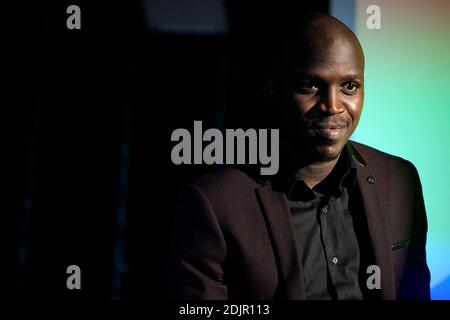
left=169, top=141, right=430, bottom=300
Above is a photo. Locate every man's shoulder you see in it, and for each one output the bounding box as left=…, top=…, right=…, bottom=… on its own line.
left=349, top=140, right=395, bottom=160
left=349, top=140, right=418, bottom=175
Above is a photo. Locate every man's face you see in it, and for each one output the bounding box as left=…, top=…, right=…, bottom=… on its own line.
left=278, top=34, right=365, bottom=161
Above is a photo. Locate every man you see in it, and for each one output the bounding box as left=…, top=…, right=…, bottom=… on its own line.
left=169, top=13, right=430, bottom=300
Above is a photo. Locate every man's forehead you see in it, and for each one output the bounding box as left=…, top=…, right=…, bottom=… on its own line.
left=282, top=33, right=365, bottom=75
left=284, top=45, right=364, bottom=77
left=295, top=70, right=364, bottom=81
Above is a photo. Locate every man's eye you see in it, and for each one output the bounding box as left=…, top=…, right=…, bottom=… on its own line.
left=296, top=82, right=319, bottom=93
left=342, top=82, right=359, bottom=94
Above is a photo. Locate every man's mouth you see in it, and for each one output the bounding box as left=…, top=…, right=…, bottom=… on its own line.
left=309, top=122, right=347, bottom=141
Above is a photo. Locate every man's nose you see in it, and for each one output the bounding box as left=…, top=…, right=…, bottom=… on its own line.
left=318, top=87, right=345, bottom=115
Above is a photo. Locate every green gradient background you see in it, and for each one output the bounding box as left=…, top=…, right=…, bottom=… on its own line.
left=345, top=0, right=450, bottom=298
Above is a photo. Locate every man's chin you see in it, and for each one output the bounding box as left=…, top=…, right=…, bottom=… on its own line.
left=312, top=142, right=344, bottom=161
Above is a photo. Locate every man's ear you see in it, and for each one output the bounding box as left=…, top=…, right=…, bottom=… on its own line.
left=262, top=73, right=276, bottom=102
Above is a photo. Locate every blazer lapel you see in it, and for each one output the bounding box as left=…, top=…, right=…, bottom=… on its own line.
left=256, top=183, right=305, bottom=299
left=353, top=149, right=396, bottom=299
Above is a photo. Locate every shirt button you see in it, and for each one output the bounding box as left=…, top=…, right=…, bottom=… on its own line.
left=332, top=257, right=338, bottom=264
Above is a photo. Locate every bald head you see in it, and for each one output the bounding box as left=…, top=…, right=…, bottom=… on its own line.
left=276, top=13, right=365, bottom=79
left=301, top=14, right=362, bottom=61
left=295, top=13, right=363, bottom=48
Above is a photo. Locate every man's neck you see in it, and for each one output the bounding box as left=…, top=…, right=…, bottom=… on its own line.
left=294, top=157, right=339, bottom=189
left=279, top=138, right=343, bottom=189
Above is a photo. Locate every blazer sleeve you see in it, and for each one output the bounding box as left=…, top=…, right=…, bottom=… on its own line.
left=168, top=184, right=228, bottom=299
left=398, top=163, right=431, bottom=300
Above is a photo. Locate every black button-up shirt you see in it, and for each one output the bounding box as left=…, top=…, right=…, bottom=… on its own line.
left=282, top=149, right=364, bottom=300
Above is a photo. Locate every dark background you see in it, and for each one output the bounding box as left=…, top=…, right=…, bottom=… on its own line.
left=2, top=0, right=328, bottom=299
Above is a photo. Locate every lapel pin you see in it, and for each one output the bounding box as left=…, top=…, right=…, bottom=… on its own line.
left=367, top=176, right=375, bottom=184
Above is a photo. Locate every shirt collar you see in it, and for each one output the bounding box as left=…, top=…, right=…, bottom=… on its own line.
left=275, top=142, right=362, bottom=200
